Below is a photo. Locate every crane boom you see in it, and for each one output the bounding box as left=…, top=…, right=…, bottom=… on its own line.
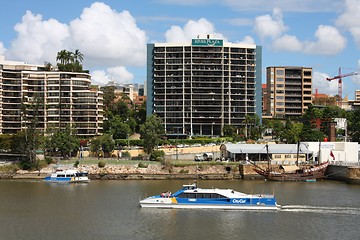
left=325, top=67, right=358, bottom=107
left=326, top=72, right=358, bottom=81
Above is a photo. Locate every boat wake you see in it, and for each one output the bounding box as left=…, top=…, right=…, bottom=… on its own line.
left=280, top=205, right=360, bottom=215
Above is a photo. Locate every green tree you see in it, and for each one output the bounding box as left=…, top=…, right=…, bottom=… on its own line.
left=110, top=115, right=131, bottom=139
left=0, top=134, right=12, bottom=152
left=133, top=101, right=147, bottom=131
left=102, top=86, right=116, bottom=112
left=45, top=126, right=79, bottom=159
left=14, top=95, right=45, bottom=169
left=72, top=49, right=84, bottom=64
left=280, top=119, right=303, bottom=144
left=139, top=115, right=165, bottom=154
left=56, top=49, right=71, bottom=65
left=243, top=114, right=261, bottom=140
left=300, top=105, right=326, bottom=141
left=222, top=124, right=236, bottom=137
left=56, top=49, right=84, bottom=72
left=347, top=108, right=360, bottom=142
left=90, top=134, right=115, bottom=158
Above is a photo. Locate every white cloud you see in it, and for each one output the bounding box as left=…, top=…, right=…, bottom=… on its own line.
left=165, top=18, right=226, bottom=42
left=303, top=25, right=346, bottom=55
left=336, top=0, right=360, bottom=48
left=313, top=71, right=339, bottom=96
left=91, top=66, right=134, bottom=85
left=70, top=2, right=147, bottom=68
left=3, top=2, right=147, bottom=84
left=350, top=59, right=360, bottom=85
left=5, top=11, right=70, bottom=64
left=0, top=42, right=6, bottom=54
left=253, top=8, right=288, bottom=40
left=272, top=34, right=302, bottom=51
left=235, top=36, right=255, bottom=45
left=254, top=9, right=346, bottom=55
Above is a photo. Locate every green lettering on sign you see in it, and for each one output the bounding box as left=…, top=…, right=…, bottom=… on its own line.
left=192, top=39, right=223, bottom=47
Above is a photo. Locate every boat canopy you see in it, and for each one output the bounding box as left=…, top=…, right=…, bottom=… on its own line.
left=280, top=165, right=300, bottom=172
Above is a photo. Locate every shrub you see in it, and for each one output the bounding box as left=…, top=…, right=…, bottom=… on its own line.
left=149, top=150, right=165, bottom=161
left=122, top=151, right=131, bottom=158
left=45, top=157, right=53, bottom=165
left=19, top=161, right=32, bottom=170
left=74, top=160, right=80, bottom=168
left=98, top=161, right=106, bottom=168
left=179, top=169, right=189, bottom=174
left=138, top=162, right=148, bottom=168
left=0, top=164, right=19, bottom=174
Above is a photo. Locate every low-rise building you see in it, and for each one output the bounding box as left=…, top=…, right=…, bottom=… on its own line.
left=220, top=142, right=358, bottom=165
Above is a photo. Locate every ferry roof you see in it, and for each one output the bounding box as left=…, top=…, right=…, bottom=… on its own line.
left=183, top=187, right=260, bottom=198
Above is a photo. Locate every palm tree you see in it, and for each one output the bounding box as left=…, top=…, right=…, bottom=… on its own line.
left=56, top=50, right=71, bottom=64
left=72, top=49, right=84, bottom=64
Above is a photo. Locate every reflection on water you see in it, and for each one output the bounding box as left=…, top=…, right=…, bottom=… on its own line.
left=0, top=179, right=359, bottom=240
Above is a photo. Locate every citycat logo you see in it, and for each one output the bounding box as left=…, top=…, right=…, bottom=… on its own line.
left=232, top=199, right=246, bottom=204
left=192, top=39, right=223, bottom=47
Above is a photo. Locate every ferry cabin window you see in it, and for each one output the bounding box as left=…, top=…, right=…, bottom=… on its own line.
left=57, top=174, right=65, bottom=177
left=76, top=173, right=87, bottom=177
left=178, top=193, right=227, bottom=199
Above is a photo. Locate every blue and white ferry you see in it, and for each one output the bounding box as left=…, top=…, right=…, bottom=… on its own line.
left=44, top=169, right=90, bottom=183
left=140, top=182, right=280, bottom=210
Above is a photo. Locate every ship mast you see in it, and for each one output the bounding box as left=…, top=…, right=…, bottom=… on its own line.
left=296, top=142, right=300, bottom=166
left=266, top=143, right=270, bottom=171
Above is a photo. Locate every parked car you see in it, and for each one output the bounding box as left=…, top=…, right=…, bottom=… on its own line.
left=194, top=154, right=205, bottom=161
left=194, top=153, right=213, bottom=161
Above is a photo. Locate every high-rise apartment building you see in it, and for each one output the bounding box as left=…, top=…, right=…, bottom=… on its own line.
left=265, top=66, right=312, bottom=118
left=147, top=37, right=262, bottom=137
left=0, top=56, right=103, bottom=137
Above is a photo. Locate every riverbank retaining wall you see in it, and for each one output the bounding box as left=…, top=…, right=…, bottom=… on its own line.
left=326, top=165, right=360, bottom=184
left=2, top=164, right=242, bottom=180
left=3, top=163, right=360, bottom=183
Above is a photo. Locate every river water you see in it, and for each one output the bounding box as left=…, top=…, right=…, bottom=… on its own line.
left=0, top=179, right=359, bottom=240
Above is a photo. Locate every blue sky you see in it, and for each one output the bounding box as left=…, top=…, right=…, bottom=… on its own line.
left=1, top=0, right=360, bottom=99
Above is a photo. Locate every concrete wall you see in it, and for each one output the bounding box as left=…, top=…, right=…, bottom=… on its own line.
left=326, top=165, right=360, bottom=184
left=306, top=142, right=358, bottom=163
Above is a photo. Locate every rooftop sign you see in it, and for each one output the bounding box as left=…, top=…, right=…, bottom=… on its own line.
left=192, top=39, right=223, bottom=47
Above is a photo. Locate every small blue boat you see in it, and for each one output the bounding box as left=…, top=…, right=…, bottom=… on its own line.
left=44, top=169, right=90, bottom=183
left=140, top=182, right=280, bottom=210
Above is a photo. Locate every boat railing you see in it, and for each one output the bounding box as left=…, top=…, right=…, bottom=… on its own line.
left=330, top=161, right=360, bottom=167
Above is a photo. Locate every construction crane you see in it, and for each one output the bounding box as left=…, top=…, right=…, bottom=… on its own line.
left=326, top=67, right=358, bottom=107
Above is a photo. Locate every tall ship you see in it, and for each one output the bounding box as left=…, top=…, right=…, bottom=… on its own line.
left=253, top=143, right=329, bottom=182
left=253, top=162, right=329, bottom=182
left=140, top=182, right=280, bottom=210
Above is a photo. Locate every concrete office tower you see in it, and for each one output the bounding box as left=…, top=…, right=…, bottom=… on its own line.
left=147, top=37, right=262, bottom=137
left=266, top=66, right=312, bottom=118
left=0, top=56, right=103, bottom=137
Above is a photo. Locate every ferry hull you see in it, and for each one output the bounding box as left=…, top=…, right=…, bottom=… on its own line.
left=140, top=196, right=279, bottom=210
left=44, top=178, right=90, bottom=183
left=140, top=202, right=279, bottom=210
